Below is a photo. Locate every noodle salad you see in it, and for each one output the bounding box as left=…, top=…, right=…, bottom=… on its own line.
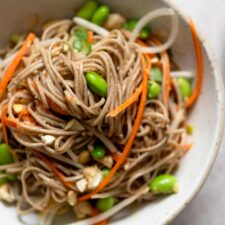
left=0, top=1, right=202, bottom=225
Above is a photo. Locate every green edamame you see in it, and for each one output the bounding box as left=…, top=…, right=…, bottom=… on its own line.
left=102, top=168, right=110, bottom=178
left=0, top=143, right=14, bottom=165
left=10, top=34, right=21, bottom=45
left=73, top=39, right=91, bottom=55
left=91, top=5, right=110, bottom=25
left=73, top=38, right=83, bottom=51
left=91, top=142, right=106, bottom=159
left=140, top=27, right=151, bottom=40
left=74, top=27, right=89, bottom=40
left=151, top=67, right=163, bottom=83
left=122, top=19, right=151, bottom=40
left=177, top=77, right=192, bottom=100
left=149, top=174, right=178, bottom=194
left=96, top=196, right=116, bottom=212
left=0, top=144, right=17, bottom=183
left=147, top=81, right=161, bottom=99
left=86, top=71, right=107, bottom=97
left=122, top=19, right=138, bottom=31
left=73, top=27, right=92, bottom=55
left=0, top=171, right=7, bottom=185
left=77, top=1, right=99, bottom=20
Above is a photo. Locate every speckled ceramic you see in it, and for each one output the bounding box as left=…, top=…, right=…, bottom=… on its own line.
left=0, top=0, right=224, bottom=225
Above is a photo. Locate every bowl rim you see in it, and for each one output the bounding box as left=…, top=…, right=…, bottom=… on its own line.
left=160, top=0, right=225, bottom=224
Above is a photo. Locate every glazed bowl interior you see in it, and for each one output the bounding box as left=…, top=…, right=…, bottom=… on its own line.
left=0, top=0, right=224, bottom=225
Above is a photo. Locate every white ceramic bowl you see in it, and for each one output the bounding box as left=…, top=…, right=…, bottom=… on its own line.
left=0, top=0, right=224, bottom=225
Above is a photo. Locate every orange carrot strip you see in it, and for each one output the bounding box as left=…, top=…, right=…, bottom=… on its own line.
left=183, top=143, right=193, bottom=153
left=92, top=209, right=109, bottom=225
left=1, top=105, right=9, bottom=144
left=161, top=51, right=171, bottom=106
left=136, top=38, right=155, bottom=59
left=185, top=19, right=203, bottom=108
left=5, top=117, right=19, bottom=128
left=107, top=84, right=143, bottom=117
left=94, top=220, right=108, bottom=225
left=110, top=152, right=128, bottom=163
left=48, top=99, right=69, bottom=115
left=18, top=108, right=29, bottom=120
left=78, top=54, right=150, bottom=202
left=38, top=153, right=74, bottom=188
left=88, top=31, right=94, bottom=44
left=106, top=37, right=155, bottom=118
left=22, top=115, right=36, bottom=124
left=32, top=81, right=69, bottom=115
left=0, top=33, right=36, bottom=101
left=18, top=108, right=36, bottom=124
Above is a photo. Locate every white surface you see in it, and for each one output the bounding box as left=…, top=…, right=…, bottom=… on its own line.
left=173, top=0, right=225, bottom=225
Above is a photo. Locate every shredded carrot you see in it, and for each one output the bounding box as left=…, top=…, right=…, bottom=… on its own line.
left=32, top=81, right=68, bottom=115
left=0, top=33, right=35, bottom=101
left=94, top=220, right=108, bottom=225
left=18, top=108, right=29, bottom=120
left=18, top=107, right=36, bottom=124
left=22, top=115, right=36, bottom=124
left=78, top=55, right=150, bottom=202
left=110, top=152, right=127, bottom=163
left=183, top=143, right=193, bottom=153
left=107, top=51, right=152, bottom=118
left=87, top=31, right=94, bottom=44
left=110, top=152, right=121, bottom=162
left=92, top=208, right=109, bottom=225
left=136, top=38, right=155, bottom=59
left=1, top=106, right=21, bottom=143
left=5, top=117, right=19, bottom=128
left=1, top=105, right=9, bottom=144
left=48, top=99, right=69, bottom=115
left=107, top=84, right=143, bottom=117
left=38, top=153, right=74, bottom=188
left=161, top=51, right=171, bottom=106
left=185, top=19, right=203, bottom=108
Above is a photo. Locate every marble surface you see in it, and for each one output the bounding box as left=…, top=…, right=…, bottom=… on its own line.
left=172, top=0, right=225, bottom=225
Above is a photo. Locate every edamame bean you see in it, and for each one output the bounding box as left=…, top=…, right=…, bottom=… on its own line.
left=122, top=19, right=138, bottom=31
left=140, top=27, right=151, bottom=40
left=77, top=1, right=99, bottom=20
left=149, top=174, right=178, bottom=194
left=86, top=71, right=107, bottom=97
left=177, top=77, right=192, bottom=100
left=91, top=142, right=106, bottom=159
left=10, top=34, right=21, bottom=45
left=150, top=67, right=163, bottom=83
left=73, top=27, right=92, bottom=55
left=82, top=41, right=92, bottom=55
left=73, top=39, right=91, bottom=55
left=96, top=196, right=116, bottom=212
left=102, top=168, right=110, bottom=178
left=147, top=81, right=161, bottom=99
left=122, top=19, right=151, bottom=39
left=74, top=27, right=89, bottom=40
left=73, top=38, right=83, bottom=51
left=0, top=143, right=14, bottom=165
left=91, top=5, right=110, bottom=25
left=0, top=171, right=7, bottom=185
left=0, top=144, right=16, bottom=182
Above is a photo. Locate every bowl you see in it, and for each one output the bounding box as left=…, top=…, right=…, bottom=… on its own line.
left=0, top=0, right=224, bottom=224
